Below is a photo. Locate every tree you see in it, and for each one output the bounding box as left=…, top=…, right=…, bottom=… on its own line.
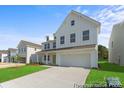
left=10, top=56, right=15, bottom=63
left=14, top=55, right=22, bottom=63
left=98, top=45, right=108, bottom=60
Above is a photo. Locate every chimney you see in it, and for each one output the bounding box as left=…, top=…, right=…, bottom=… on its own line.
left=46, top=36, right=49, bottom=41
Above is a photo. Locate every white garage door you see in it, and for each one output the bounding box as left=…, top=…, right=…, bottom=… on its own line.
left=60, top=53, right=90, bottom=67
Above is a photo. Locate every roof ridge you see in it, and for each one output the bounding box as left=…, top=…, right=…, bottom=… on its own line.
left=71, top=10, right=101, bottom=25
left=21, top=40, right=41, bottom=46
left=20, top=40, right=41, bottom=48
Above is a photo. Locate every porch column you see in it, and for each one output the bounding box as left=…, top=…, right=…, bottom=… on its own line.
left=46, top=53, right=48, bottom=64
left=26, top=55, right=30, bottom=64
left=36, top=55, right=39, bottom=63
left=90, top=50, right=98, bottom=68
left=56, top=53, right=61, bottom=66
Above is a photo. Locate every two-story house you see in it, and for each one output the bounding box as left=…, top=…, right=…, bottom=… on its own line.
left=38, top=10, right=101, bottom=68
left=17, top=40, right=42, bottom=64
left=8, top=48, right=17, bottom=62
left=109, top=21, right=124, bottom=66
left=0, top=50, right=8, bottom=62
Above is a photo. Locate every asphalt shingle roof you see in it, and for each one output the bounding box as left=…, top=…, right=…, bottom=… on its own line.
left=20, top=40, right=41, bottom=48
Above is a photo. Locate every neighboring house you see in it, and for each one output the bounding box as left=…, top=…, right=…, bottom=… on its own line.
left=109, top=21, right=124, bottom=66
left=0, top=50, right=8, bottom=62
left=37, top=10, right=101, bottom=68
left=8, top=48, right=17, bottom=62
left=17, top=40, right=42, bottom=64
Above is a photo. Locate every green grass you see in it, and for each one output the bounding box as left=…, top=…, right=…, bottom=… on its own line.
left=85, top=60, right=124, bottom=87
left=0, top=65, right=49, bottom=83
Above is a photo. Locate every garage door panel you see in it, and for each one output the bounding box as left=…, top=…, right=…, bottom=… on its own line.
left=60, top=53, right=90, bottom=67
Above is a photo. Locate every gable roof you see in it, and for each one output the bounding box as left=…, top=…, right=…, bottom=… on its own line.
left=18, top=40, right=41, bottom=48
left=55, top=10, right=101, bottom=34
left=8, top=48, right=17, bottom=51
left=71, top=10, right=101, bottom=26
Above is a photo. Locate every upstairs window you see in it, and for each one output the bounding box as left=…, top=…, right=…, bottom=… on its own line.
left=24, top=48, right=26, bottom=52
left=21, top=48, right=23, bottom=52
left=44, top=43, right=50, bottom=50
left=47, top=43, right=50, bottom=49
left=44, top=44, right=47, bottom=50
left=71, top=20, right=75, bottom=26
left=70, top=33, right=76, bottom=43
left=83, top=30, right=89, bottom=41
left=60, top=36, right=65, bottom=44
left=53, top=42, right=56, bottom=48
left=54, top=36, right=56, bottom=40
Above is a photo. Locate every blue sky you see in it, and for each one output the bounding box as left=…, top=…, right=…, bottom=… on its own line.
left=0, top=5, right=124, bottom=50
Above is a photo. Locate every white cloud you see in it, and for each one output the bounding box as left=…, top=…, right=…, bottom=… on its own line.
left=75, top=6, right=81, bottom=12
left=91, top=6, right=124, bottom=48
left=75, top=6, right=88, bottom=14
left=98, top=33, right=110, bottom=48
left=82, top=10, right=88, bottom=14
left=76, top=6, right=124, bottom=48
left=115, top=5, right=124, bottom=11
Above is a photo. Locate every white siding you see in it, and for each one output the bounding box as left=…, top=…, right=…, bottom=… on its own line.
left=60, top=53, right=90, bottom=67
left=0, top=54, right=8, bottom=62
left=109, top=22, right=124, bottom=65
left=10, top=51, right=17, bottom=57
left=26, top=47, right=41, bottom=64
left=18, top=43, right=27, bottom=57
left=56, top=48, right=98, bottom=68
left=17, top=42, right=41, bottom=64
left=55, top=12, right=98, bottom=49
left=42, top=41, right=55, bottom=50
left=40, top=11, right=100, bottom=68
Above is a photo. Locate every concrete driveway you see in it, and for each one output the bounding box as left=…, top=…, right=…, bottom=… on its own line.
left=0, top=66, right=90, bottom=88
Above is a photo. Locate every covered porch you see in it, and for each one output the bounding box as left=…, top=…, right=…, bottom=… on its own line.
left=36, top=51, right=57, bottom=65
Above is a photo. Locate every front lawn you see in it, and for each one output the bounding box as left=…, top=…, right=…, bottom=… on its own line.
left=0, top=65, right=49, bottom=83
left=85, top=60, right=124, bottom=87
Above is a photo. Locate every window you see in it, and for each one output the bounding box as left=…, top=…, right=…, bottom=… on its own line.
left=71, top=20, right=75, bottom=26
left=21, top=48, right=23, bottom=52
left=70, top=33, right=76, bottom=43
left=18, top=48, right=20, bottom=53
left=44, top=44, right=47, bottom=50
left=48, top=55, right=50, bottom=61
left=24, top=48, right=26, bottom=52
left=44, top=55, right=46, bottom=61
left=47, top=43, right=50, bottom=49
left=54, top=36, right=56, bottom=40
left=60, top=36, right=65, bottom=44
left=53, top=42, right=56, bottom=48
left=35, top=48, right=36, bottom=51
left=83, top=30, right=89, bottom=41
left=44, top=43, right=50, bottom=50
